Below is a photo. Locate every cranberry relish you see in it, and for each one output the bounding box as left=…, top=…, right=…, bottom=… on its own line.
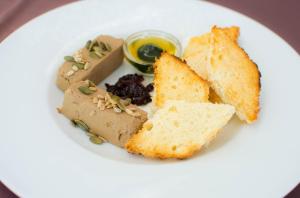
left=105, top=74, right=153, bottom=105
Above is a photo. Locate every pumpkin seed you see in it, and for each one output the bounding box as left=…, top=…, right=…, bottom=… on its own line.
left=111, top=95, right=120, bottom=102
left=121, top=98, right=131, bottom=106
left=72, top=119, right=89, bottom=132
left=93, top=46, right=102, bottom=53
left=86, top=131, right=97, bottom=137
left=89, top=136, right=103, bottom=144
left=88, top=40, right=98, bottom=51
left=78, top=86, right=96, bottom=95
left=94, top=51, right=104, bottom=58
left=64, top=56, right=75, bottom=62
left=74, top=62, right=85, bottom=69
left=117, top=102, right=126, bottom=111
left=89, top=51, right=100, bottom=59
left=85, top=40, right=92, bottom=49
left=98, top=41, right=106, bottom=51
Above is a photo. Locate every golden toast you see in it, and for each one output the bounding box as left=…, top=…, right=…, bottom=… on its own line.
left=154, top=53, right=209, bottom=107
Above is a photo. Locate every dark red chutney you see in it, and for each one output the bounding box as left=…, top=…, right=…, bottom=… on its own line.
left=105, top=74, right=153, bottom=105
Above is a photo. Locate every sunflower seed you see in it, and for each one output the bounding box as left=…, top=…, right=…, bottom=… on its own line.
left=98, top=41, right=106, bottom=51
left=97, top=94, right=104, bottom=99
left=93, top=46, right=102, bottom=53
left=65, top=70, right=74, bottom=77
left=99, top=104, right=106, bottom=111
left=97, top=100, right=103, bottom=108
left=113, top=106, right=122, bottom=113
left=105, top=103, right=113, bottom=108
left=89, top=51, right=99, bottom=59
left=92, top=97, right=98, bottom=104
left=94, top=51, right=104, bottom=58
left=72, top=65, right=79, bottom=71
left=84, top=62, right=90, bottom=70
left=105, top=43, right=112, bottom=52
left=88, top=86, right=97, bottom=91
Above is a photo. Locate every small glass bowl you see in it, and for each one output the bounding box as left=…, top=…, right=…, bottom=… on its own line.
left=123, top=30, right=182, bottom=76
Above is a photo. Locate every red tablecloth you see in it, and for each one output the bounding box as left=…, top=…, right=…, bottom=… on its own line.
left=0, top=0, right=299, bottom=197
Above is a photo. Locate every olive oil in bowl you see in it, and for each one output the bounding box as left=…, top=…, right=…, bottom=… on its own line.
left=123, top=30, right=182, bottom=75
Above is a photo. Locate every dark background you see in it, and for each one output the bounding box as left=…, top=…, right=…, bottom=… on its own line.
left=0, top=0, right=299, bottom=197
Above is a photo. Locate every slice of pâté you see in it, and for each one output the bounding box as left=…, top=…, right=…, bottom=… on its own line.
left=59, top=80, right=147, bottom=147
left=56, top=35, right=124, bottom=91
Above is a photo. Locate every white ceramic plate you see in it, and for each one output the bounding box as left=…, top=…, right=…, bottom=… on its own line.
left=1, top=0, right=299, bottom=197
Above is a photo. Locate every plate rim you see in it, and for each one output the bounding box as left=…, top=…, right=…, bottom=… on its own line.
left=0, top=0, right=299, bottom=197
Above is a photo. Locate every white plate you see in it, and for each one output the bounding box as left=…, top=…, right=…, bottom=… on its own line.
left=1, top=0, right=299, bottom=197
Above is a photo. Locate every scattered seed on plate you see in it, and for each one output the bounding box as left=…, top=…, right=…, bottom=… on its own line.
left=92, top=97, right=98, bottom=104
left=97, top=100, right=102, bottom=108
left=113, top=106, right=122, bottom=113
left=72, top=65, right=79, bottom=71
left=65, top=70, right=74, bottom=77
left=97, top=94, right=104, bottom=99
left=89, top=86, right=97, bottom=91
left=84, top=63, right=90, bottom=70
left=89, top=136, right=103, bottom=144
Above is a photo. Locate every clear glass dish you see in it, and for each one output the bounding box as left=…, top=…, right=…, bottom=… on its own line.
left=123, top=30, right=182, bottom=76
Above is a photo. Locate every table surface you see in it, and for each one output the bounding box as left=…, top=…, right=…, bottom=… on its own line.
left=0, top=0, right=299, bottom=197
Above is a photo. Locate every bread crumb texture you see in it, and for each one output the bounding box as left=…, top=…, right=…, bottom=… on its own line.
left=209, top=26, right=260, bottom=123
left=183, top=26, right=260, bottom=123
left=126, top=100, right=235, bottom=159
left=154, top=53, right=209, bottom=107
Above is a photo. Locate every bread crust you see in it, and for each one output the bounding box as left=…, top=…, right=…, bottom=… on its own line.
left=126, top=127, right=223, bottom=159
left=183, top=27, right=240, bottom=103
left=125, top=101, right=235, bottom=159
left=126, top=125, right=202, bottom=159
left=209, top=26, right=260, bottom=123
left=183, top=26, right=240, bottom=60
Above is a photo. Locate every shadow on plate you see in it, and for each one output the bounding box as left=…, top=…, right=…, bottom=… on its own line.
left=188, top=115, right=242, bottom=160
left=203, top=115, right=241, bottom=154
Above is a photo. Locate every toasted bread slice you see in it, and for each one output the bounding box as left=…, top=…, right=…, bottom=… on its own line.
left=154, top=53, right=209, bottom=107
left=126, top=100, right=235, bottom=159
left=209, top=87, right=222, bottom=103
left=183, top=26, right=240, bottom=80
left=208, top=26, right=260, bottom=123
